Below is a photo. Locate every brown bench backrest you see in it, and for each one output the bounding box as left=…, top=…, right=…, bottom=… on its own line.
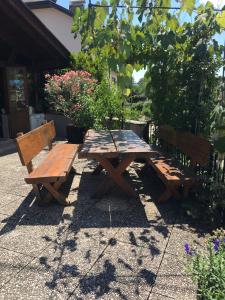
left=16, top=121, right=56, bottom=166
left=159, top=125, right=211, bottom=167
left=177, top=132, right=211, bottom=166
left=159, top=125, right=177, bottom=146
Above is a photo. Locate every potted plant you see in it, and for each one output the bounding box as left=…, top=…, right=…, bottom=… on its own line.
left=45, top=70, right=97, bottom=143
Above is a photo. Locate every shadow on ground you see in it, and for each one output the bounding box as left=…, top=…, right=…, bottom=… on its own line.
left=0, top=160, right=210, bottom=299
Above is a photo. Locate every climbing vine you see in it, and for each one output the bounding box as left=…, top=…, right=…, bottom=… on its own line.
left=73, top=0, right=225, bottom=136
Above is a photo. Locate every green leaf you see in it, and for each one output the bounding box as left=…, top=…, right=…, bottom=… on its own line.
left=124, top=88, right=131, bottom=96
left=136, top=31, right=145, bottom=41
left=216, top=11, right=225, bottom=28
left=181, top=0, right=195, bottom=15
left=166, top=15, right=178, bottom=31
left=72, top=7, right=81, bottom=32
left=130, top=27, right=136, bottom=41
left=125, top=64, right=133, bottom=76
left=94, top=5, right=108, bottom=29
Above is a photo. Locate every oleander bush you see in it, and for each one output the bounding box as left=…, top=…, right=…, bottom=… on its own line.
left=45, top=70, right=97, bottom=128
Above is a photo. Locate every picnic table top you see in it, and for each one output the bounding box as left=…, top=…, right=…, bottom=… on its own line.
left=79, top=129, right=151, bottom=159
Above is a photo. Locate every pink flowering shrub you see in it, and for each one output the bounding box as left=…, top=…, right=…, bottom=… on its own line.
left=45, top=71, right=97, bottom=128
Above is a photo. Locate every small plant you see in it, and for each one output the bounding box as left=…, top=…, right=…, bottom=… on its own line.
left=185, top=229, right=225, bottom=300
left=45, top=70, right=97, bottom=128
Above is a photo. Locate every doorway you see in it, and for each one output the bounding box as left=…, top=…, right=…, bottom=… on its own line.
left=6, top=67, right=30, bottom=137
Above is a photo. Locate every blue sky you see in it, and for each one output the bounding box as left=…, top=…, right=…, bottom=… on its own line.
left=57, top=0, right=225, bottom=81
left=57, top=0, right=69, bottom=8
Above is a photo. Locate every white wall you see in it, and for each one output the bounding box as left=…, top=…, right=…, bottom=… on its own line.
left=29, top=113, right=45, bottom=130
left=31, top=7, right=81, bottom=53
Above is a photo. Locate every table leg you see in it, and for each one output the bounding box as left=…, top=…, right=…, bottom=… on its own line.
left=93, top=155, right=136, bottom=198
left=92, top=158, right=120, bottom=175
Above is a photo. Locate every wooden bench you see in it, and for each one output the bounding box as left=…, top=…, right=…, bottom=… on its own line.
left=15, top=121, right=79, bottom=205
left=147, top=125, right=211, bottom=202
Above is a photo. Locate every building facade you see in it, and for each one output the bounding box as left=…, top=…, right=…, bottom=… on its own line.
left=0, top=0, right=70, bottom=138
left=23, top=0, right=82, bottom=53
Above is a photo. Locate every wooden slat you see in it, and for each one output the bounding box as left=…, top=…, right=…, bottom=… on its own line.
left=110, top=130, right=151, bottom=156
left=78, top=129, right=118, bottom=159
left=16, top=121, right=56, bottom=166
left=148, top=146, right=195, bottom=183
left=25, top=144, right=79, bottom=184
left=158, top=125, right=211, bottom=166
left=159, top=125, right=177, bottom=146
left=177, top=132, right=211, bottom=166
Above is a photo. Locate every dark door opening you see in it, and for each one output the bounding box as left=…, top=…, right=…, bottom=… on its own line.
left=6, top=67, right=30, bottom=137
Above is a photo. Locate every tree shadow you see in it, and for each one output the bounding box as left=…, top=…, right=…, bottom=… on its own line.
left=0, top=172, right=77, bottom=237
left=0, top=156, right=210, bottom=299
left=31, top=166, right=168, bottom=298
left=76, top=260, right=156, bottom=299
left=132, top=162, right=213, bottom=236
left=79, top=260, right=116, bottom=297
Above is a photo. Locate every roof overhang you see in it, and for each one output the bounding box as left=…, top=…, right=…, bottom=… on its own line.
left=25, top=0, right=74, bottom=16
left=0, top=0, right=71, bottom=70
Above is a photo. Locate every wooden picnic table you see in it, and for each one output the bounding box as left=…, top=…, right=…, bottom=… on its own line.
left=78, top=129, right=151, bottom=198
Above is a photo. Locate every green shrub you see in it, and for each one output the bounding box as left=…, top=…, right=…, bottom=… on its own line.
left=142, top=101, right=151, bottom=119
left=185, top=229, right=225, bottom=300
left=126, top=101, right=151, bottom=120
left=124, top=106, right=142, bottom=121
left=91, top=80, right=123, bottom=129
left=183, top=180, right=225, bottom=228
left=131, top=101, right=144, bottom=112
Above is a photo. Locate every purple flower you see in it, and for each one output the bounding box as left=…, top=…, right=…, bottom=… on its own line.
left=213, top=239, right=220, bottom=252
left=185, top=243, right=191, bottom=255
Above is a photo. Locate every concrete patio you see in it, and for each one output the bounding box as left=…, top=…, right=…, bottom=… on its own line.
left=0, top=145, right=209, bottom=299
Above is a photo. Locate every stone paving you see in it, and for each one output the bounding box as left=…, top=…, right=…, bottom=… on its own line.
left=0, top=146, right=209, bottom=299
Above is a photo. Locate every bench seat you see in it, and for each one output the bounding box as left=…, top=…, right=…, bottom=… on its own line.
left=146, top=126, right=210, bottom=202
left=16, top=121, right=80, bottom=205
left=148, top=147, right=196, bottom=184
left=25, top=143, right=79, bottom=184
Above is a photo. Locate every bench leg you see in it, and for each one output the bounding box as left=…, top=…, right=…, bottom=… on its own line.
left=32, top=184, right=42, bottom=202
left=33, top=184, right=53, bottom=206
left=158, top=185, right=181, bottom=202
left=43, top=182, right=70, bottom=206
left=41, top=180, right=63, bottom=204
left=183, top=183, right=192, bottom=199
left=158, top=188, right=172, bottom=202
left=171, top=187, right=182, bottom=201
